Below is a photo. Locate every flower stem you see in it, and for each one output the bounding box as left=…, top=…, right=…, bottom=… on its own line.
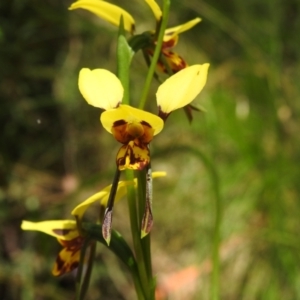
left=125, top=169, right=150, bottom=299
left=79, top=242, right=96, bottom=300
left=137, top=169, right=155, bottom=297
left=138, top=0, right=171, bottom=110
left=75, top=238, right=92, bottom=300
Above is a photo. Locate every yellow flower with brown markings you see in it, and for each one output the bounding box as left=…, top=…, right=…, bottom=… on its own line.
left=78, top=64, right=209, bottom=168
left=21, top=220, right=85, bottom=276
left=101, top=105, right=163, bottom=170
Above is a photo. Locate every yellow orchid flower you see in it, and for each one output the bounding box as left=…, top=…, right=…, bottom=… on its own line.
left=102, top=105, right=164, bottom=170
left=21, top=220, right=87, bottom=276
left=69, top=0, right=200, bottom=73
left=78, top=64, right=208, bottom=143
left=142, top=1, right=209, bottom=123
left=69, top=0, right=135, bottom=33
left=79, top=68, right=164, bottom=170
left=146, top=0, right=201, bottom=44
left=144, top=0, right=202, bottom=73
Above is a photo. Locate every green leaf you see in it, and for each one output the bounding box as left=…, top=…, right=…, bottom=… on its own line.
left=82, top=223, right=136, bottom=271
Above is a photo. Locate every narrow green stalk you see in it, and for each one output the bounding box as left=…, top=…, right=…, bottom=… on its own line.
left=75, top=238, right=92, bottom=300
left=137, top=170, right=153, bottom=277
left=139, top=0, right=171, bottom=110
left=116, top=18, right=150, bottom=298
left=125, top=169, right=149, bottom=299
left=131, top=271, right=147, bottom=300
left=79, top=242, right=96, bottom=300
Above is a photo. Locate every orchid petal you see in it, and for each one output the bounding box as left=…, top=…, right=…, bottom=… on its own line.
left=164, top=18, right=201, bottom=42
left=52, top=245, right=81, bottom=276
left=71, top=190, right=109, bottom=219
left=21, top=220, right=79, bottom=240
left=145, top=0, right=162, bottom=21
left=69, top=0, right=135, bottom=33
left=101, top=104, right=164, bottom=135
left=116, top=141, right=150, bottom=170
left=71, top=181, right=132, bottom=218
left=78, top=68, right=123, bottom=110
left=156, top=64, right=209, bottom=114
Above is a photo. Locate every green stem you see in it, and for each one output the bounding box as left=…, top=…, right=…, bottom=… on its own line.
left=137, top=169, right=155, bottom=298
left=131, top=272, right=147, bottom=300
left=79, top=242, right=96, bottom=300
left=137, top=170, right=152, bottom=275
left=138, top=0, right=171, bottom=110
left=75, top=238, right=92, bottom=300
left=125, top=170, right=149, bottom=299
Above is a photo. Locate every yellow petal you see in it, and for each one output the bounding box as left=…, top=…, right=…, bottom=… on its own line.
left=101, top=104, right=164, bottom=135
left=117, top=141, right=150, bottom=170
left=145, top=0, right=162, bottom=21
left=71, top=180, right=133, bottom=218
left=100, top=180, right=131, bottom=207
left=159, top=50, right=188, bottom=73
left=52, top=241, right=82, bottom=276
left=156, top=64, right=210, bottom=114
left=69, top=0, right=135, bottom=33
left=151, top=171, right=167, bottom=178
left=21, top=220, right=79, bottom=240
left=78, top=68, right=123, bottom=110
left=164, top=18, right=202, bottom=42
left=71, top=190, right=109, bottom=218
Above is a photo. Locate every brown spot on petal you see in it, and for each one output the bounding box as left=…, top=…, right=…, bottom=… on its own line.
left=52, top=236, right=85, bottom=276
left=52, top=229, right=73, bottom=237
left=70, top=261, right=79, bottom=271
left=116, top=141, right=150, bottom=170
left=54, top=253, right=65, bottom=275
left=162, top=50, right=188, bottom=73
left=112, top=119, right=154, bottom=144
left=112, top=121, right=130, bottom=144
left=140, top=120, right=151, bottom=127
left=162, top=36, right=178, bottom=49
left=113, top=119, right=127, bottom=127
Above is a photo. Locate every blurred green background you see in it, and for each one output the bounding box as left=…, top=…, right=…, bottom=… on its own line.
left=1, top=0, right=300, bottom=299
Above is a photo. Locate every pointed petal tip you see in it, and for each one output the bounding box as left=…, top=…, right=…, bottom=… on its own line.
left=104, top=236, right=111, bottom=246
left=141, top=229, right=149, bottom=239
left=145, top=0, right=162, bottom=21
